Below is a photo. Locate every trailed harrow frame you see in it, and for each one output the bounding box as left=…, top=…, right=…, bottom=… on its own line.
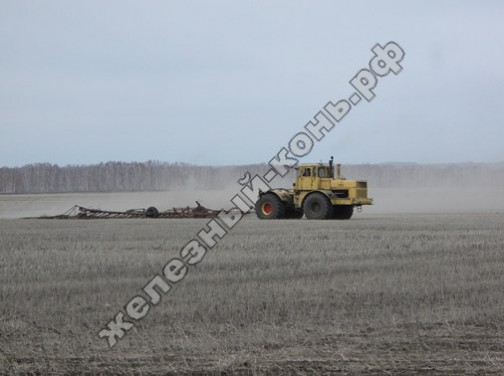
left=31, top=201, right=242, bottom=219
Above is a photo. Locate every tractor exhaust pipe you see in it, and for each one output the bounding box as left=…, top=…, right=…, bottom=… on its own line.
left=329, top=156, right=334, bottom=178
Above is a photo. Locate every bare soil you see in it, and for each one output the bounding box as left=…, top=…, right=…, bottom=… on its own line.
left=1, top=212, right=504, bottom=374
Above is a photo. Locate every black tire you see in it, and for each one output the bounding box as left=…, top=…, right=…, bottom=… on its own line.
left=332, top=205, right=353, bottom=220
left=146, top=206, right=160, bottom=218
left=255, top=193, right=286, bottom=219
left=303, top=193, right=333, bottom=220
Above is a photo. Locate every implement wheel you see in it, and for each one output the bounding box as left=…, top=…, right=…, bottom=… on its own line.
left=256, top=193, right=286, bottom=219
left=146, top=206, right=160, bottom=218
left=332, top=205, right=353, bottom=220
left=303, top=193, right=333, bottom=220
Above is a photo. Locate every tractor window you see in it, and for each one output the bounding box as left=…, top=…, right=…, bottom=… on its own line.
left=318, top=167, right=328, bottom=178
left=302, top=168, right=311, bottom=177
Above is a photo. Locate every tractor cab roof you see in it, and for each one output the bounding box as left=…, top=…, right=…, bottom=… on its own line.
left=296, top=163, right=329, bottom=169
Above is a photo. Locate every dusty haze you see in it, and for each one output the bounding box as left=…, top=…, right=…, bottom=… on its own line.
left=1, top=162, right=503, bottom=218
left=1, top=186, right=503, bottom=220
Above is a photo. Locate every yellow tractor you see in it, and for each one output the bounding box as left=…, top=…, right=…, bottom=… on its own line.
left=256, top=157, right=372, bottom=220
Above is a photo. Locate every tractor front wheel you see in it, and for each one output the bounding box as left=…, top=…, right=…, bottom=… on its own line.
left=255, top=193, right=286, bottom=219
left=303, top=193, right=333, bottom=219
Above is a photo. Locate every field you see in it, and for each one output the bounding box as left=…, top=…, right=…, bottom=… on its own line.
left=1, top=202, right=504, bottom=374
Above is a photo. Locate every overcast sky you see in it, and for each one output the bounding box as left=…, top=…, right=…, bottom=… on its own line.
left=1, top=0, right=503, bottom=167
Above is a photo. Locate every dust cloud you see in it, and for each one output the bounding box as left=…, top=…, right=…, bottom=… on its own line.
left=367, top=187, right=504, bottom=214
left=2, top=163, right=504, bottom=218
left=1, top=186, right=503, bottom=219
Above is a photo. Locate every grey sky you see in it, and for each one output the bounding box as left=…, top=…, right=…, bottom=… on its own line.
left=1, top=0, right=503, bottom=167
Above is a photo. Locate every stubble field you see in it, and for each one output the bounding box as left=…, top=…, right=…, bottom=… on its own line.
left=1, top=209, right=504, bottom=374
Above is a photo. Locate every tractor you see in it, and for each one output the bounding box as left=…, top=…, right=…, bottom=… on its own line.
left=256, top=157, right=372, bottom=220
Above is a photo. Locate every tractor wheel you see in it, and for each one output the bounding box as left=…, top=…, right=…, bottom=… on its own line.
left=255, top=193, right=286, bottom=219
left=286, top=208, right=304, bottom=219
left=303, top=193, right=333, bottom=220
left=332, top=205, right=353, bottom=220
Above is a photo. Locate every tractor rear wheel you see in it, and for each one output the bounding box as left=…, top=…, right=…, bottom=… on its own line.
left=332, top=205, right=353, bottom=220
left=255, top=193, right=286, bottom=219
left=303, top=193, right=333, bottom=219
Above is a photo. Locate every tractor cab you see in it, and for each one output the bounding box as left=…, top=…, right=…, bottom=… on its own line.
left=297, top=165, right=332, bottom=178
left=294, top=157, right=342, bottom=191
left=295, top=164, right=328, bottom=190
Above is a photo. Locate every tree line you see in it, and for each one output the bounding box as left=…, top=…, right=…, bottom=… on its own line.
left=0, top=161, right=502, bottom=194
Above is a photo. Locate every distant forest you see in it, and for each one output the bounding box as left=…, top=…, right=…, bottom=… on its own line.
left=1, top=161, right=503, bottom=194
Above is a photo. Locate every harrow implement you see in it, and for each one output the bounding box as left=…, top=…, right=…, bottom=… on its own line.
left=30, top=201, right=242, bottom=220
